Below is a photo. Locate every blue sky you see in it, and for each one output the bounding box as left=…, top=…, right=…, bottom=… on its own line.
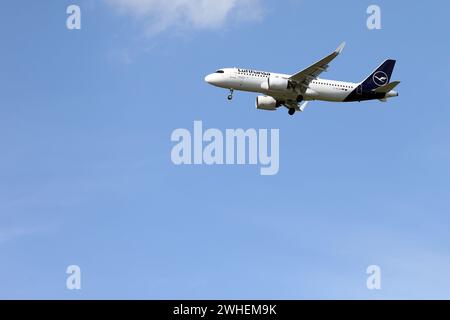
left=1, top=0, right=450, bottom=299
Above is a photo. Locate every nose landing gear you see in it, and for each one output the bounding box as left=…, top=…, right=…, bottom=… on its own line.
left=227, top=89, right=234, bottom=100
left=288, top=108, right=296, bottom=116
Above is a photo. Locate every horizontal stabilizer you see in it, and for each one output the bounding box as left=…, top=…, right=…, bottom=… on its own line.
left=373, top=81, right=401, bottom=93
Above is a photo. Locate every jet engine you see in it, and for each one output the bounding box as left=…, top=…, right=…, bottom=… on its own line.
left=261, top=77, right=290, bottom=91
left=255, top=96, right=277, bottom=111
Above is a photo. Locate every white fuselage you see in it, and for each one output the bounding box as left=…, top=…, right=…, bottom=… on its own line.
left=205, top=68, right=356, bottom=102
left=205, top=68, right=398, bottom=102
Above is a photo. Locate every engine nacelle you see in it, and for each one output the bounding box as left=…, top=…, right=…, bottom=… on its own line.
left=255, top=95, right=277, bottom=111
left=261, top=77, right=290, bottom=91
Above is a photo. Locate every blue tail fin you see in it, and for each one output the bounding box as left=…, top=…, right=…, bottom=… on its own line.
left=360, top=59, right=396, bottom=91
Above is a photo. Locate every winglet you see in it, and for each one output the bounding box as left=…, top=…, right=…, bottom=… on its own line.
left=335, top=42, right=346, bottom=54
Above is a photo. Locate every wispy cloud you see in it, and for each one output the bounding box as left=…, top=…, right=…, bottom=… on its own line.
left=105, top=0, right=264, bottom=34
left=0, top=225, right=47, bottom=245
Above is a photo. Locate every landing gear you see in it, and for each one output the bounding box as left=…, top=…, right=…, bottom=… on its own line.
left=288, top=108, right=296, bottom=116
left=296, top=95, right=304, bottom=103
left=227, top=89, right=234, bottom=100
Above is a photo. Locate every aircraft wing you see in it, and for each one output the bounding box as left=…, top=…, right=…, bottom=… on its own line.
left=289, top=42, right=346, bottom=92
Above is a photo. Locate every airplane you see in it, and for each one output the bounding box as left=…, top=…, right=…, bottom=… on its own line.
left=204, top=42, right=400, bottom=116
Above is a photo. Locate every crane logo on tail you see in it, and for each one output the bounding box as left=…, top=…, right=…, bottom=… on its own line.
left=373, top=71, right=389, bottom=86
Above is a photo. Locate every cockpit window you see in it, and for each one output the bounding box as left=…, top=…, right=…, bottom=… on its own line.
left=215, top=70, right=225, bottom=73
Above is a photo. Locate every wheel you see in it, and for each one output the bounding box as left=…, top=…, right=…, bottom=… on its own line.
left=227, top=95, right=233, bottom=100
left=288, top=108, right=296, bottom=116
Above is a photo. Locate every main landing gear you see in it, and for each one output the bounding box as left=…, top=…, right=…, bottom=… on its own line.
left=287, top=95, right=304, bottom=115
left=227, top=89, right=234, bottom=100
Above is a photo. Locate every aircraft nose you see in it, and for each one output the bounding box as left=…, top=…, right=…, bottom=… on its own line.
left=204, top=74, right=213, bottom=84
